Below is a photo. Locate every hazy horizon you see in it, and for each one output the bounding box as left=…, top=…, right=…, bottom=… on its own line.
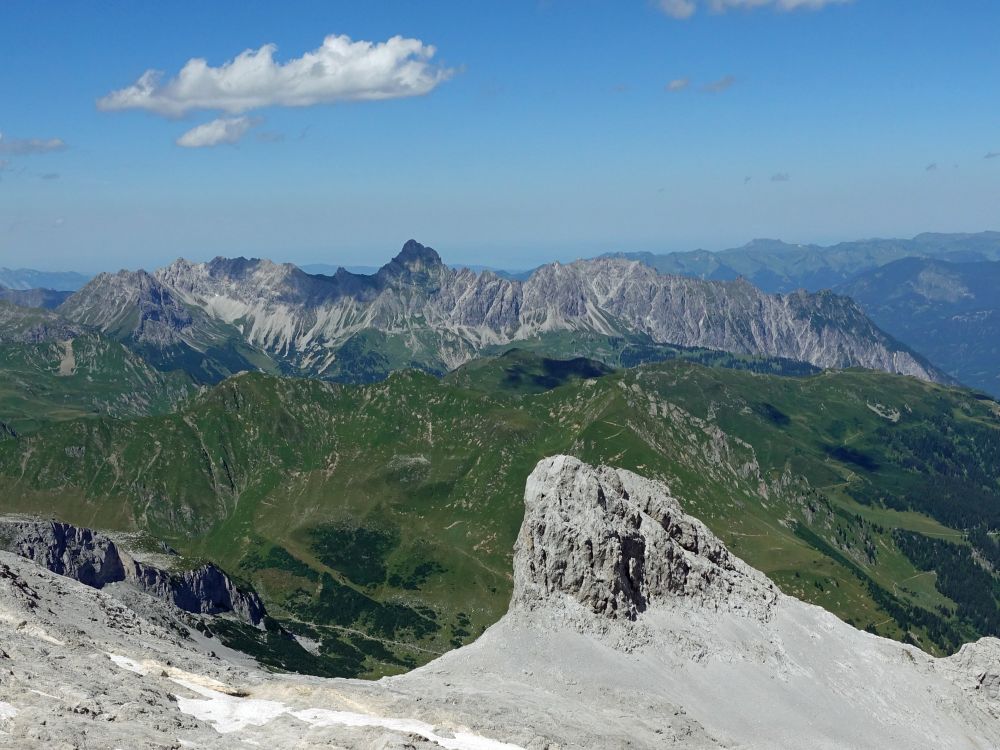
left=3, top=1, right=999, bottom=273
left=3, top=229, right=1000, bottom=276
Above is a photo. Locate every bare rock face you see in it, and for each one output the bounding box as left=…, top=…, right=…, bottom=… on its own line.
left=58, top=269, right=193, bottom=346
left=0, top=520, right=126, bottom=588
left=942, top=639, right=1000, bottom=703
left=2, top=458, right=1000, bottom=749
left=0, top=301, right=82, bottom=344
left=128, top=560, right=266, bottom=625
left=512, top=455, right=778, bottom=622
left=58, top=240, right=947, bottom=381
left=0, top=519, right=265, bottom=626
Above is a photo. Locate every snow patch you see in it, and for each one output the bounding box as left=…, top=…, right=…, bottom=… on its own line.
left=0, top=612, right=65, bottom=645
left=172, top=678, right=524, bottom=749
left=0, top=701, right=17, bottom=721
left=107, top=653, right=148, bottom=674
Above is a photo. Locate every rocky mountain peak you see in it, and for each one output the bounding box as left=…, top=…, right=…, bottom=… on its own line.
left=512, top=455, right=778, bottom=622
left=54, top=239, right=949, bottom=384
left=382, top=239, right=445, bottom=274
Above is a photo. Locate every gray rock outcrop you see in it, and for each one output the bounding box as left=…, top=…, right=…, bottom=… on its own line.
left=0, top=519, right=265, bottom=626
left=512, top=455, right=778, bottom=621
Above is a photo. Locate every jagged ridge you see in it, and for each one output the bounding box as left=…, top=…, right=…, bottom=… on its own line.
left=58, top=239, right=946, bottom=382
left=0, top=519, right=265, bottom=626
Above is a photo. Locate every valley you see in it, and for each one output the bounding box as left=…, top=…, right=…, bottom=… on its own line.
left=1, top=350, right=997, bottom=678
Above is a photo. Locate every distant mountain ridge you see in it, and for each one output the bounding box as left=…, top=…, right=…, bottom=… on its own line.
left=0, top=287, right=72, bottom=309
left=56, top=239, right=947, bottom=384
left=605, top=231, right=1000, bottom=294
left=301, top=261, right=533, bottom=281
left=839, top=257, right=1000, bottom=395
left=0, top=268, right=91, bottom=292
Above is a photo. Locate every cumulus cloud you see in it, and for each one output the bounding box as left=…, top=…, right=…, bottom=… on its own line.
left=658, top=0, right=851, bottom=17
left=666, top=78, right=690, bottom=92
left=98, top=34, right=454, bottom=117
left=176, top=116, right=256, bottom=148
left=771, top=172, right=790, bottom=182
left=0, top=133, right=67, bottom=155
left=703, top=75, right=736, bottom=93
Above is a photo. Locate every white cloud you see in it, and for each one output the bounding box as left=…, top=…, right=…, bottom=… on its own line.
left=666, top=78, right=690, bottom=92
left=703, top=75, right=736, bottom=93
left=176, top=116, right=255, bottom=148
left=658, top=0, right=851, bottom=18
left=658, top=0, right=697, bottom=18
left=98, top=34, right=454, bottom=117
left=0, top=133, right=67, bottom=155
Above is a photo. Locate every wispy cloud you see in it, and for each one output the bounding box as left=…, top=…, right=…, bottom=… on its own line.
left=40, top=172, right=60, bottom=180
left=771, top=172, right=791, bottom=182
left=176, top=116, right=257, bottom=148
left=666, top=78, right=690, bottom=92
left=255, top=130, right=286, bottom=143
left=98, top=34, right=455, bottom=117
left=703, top=75, right=736, bottom=93
left=986, top=152, right=1000, bottom=160
left=658, top=0, right=852, bottom=18
left=657, top=0, right=697, bottom=18
left=0, top=133, right=67, bottom=155
left=925, top=162, right=938, bottom=171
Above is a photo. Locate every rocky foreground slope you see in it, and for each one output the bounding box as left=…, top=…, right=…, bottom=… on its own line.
left=1, top=456, right=998, bottom=749
left=58, top=240, right=945, bottom=382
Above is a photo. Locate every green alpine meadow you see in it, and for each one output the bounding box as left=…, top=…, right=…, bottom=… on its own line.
left=2, top=348, right=998, bottom=676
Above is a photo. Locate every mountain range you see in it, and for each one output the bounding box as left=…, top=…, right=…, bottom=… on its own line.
left=53, top=239, right=944, bottom=385
left=4, top=235, right=1000, bottom=746
left=3, top=353, right=998, bottom=677
left=839, top=257, right=1000, bottom=396
left=608, top=231, right=1000, bottom=294
left=0, top=267, right=90, bottom=292
left=0, top=287, right=72, bottom=309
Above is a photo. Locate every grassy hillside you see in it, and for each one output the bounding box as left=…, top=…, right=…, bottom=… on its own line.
left=0, top=332, right=195, bottom=433
left=0, top=354, right=998, bottom=678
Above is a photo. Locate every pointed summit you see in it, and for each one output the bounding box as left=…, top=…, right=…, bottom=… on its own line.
left=391, top=239, right=443, bottom=269
left=377, top=240, right=447, bottom=287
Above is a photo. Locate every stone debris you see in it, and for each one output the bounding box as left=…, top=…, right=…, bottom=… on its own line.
left=0, top=455, right=997, bottom=749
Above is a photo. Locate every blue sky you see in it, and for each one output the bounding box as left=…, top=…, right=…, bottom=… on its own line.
left=1, top=0, right=998, bottom=272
